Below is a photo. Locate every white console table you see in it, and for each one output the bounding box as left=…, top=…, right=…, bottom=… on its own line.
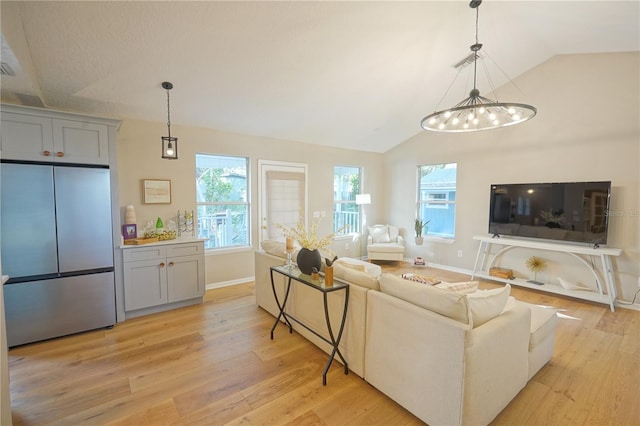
left=471, top=235, right=622, bottom=311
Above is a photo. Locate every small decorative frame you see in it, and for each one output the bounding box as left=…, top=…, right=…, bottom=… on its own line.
left=142, top=179, right=171, bottom=204
left=122, top=224, right=137, bottom=240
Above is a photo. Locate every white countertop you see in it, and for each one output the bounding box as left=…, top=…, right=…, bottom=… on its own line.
left=120, top=237, right=206, bottom=249
left=1, top=276, right=8, bottom=285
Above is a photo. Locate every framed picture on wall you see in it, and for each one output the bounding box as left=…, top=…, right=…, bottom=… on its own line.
left=142, top=179, right=171, bottom=204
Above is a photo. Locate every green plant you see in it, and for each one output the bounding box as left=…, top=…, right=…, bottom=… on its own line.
left=414, top=218, right=431, bottom=238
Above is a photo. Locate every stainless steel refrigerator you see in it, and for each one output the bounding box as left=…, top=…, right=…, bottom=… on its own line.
left=1, top=162, right=115, bottom=347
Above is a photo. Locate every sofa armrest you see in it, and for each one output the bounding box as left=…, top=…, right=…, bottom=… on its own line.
left=462, top=302, right=531, bottom=425
left=396, top=235, right=405, bottom=245
left=254, top=250, right=288, bottom=317
left=367, top=235, right=373, bottom=245
left=365, top=290, right=469, bottom=426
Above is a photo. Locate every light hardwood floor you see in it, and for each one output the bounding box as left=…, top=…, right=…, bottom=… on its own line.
left=7, top=264, right=640, bottom=425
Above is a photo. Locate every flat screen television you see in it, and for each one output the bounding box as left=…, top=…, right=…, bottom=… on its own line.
left=489, top=181, right=611, bottom=245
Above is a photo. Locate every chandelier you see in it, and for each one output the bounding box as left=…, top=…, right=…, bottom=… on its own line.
left=161, top=81, right=178, bottom=159
left=421, top=0, right=536, bottom=133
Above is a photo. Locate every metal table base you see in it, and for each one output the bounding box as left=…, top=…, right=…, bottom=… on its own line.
left=269, top=265, right=349, bottom=385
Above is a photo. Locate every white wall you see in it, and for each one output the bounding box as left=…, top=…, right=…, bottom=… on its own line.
left=385, top=52, right=640, bottom=304
left=116, top=120, right=386, bottom=286
left=116, top=52, right=638, bottom=306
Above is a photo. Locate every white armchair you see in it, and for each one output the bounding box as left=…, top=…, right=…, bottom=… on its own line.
left=367, top=224, right=405, bottom=263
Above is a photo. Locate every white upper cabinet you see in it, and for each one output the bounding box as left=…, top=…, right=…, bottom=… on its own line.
left=52, top=119, right=109, bottom=164
left=0, top=112, right=54, bottom=161
left=1, top=106, right=111, bottom=165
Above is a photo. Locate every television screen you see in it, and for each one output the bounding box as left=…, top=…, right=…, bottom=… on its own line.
left=489, top=181, right=611, bottom=245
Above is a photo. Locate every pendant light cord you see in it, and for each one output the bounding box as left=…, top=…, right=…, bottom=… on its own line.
left=472, top=4, right=480, bottom=92
left=166, top=89, right=172, bottom=138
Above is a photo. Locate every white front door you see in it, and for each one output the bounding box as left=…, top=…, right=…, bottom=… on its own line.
left=258, top=160, right=307, bottom=244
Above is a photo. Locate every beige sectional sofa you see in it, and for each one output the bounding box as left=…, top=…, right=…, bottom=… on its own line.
left=254, top=246, right=558, bottom=426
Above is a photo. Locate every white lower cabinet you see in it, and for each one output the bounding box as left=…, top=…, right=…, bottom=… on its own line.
left=123, top=241, right=205, bottom=314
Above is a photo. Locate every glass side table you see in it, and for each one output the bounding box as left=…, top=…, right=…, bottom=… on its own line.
left=269, top=265, right=349, bottom=385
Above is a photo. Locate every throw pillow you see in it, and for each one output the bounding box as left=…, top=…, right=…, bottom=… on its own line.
left=334, top=257, right=382, bottom=277
left=388, top=225, right=400, bottom=241
left=379, top=273, right=471, bottom=325
left=435, top=281, right=479, bottom=294
left=369, top=225, right=391, bottom=243
left=466, top=284, right=511, bottom=327
left=334, top=263, right=380, bottom=290
left=341, top=263, right=366, bottom=272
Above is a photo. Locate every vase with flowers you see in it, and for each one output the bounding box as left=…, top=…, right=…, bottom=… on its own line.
left=279, top=217, right=343, bottom=275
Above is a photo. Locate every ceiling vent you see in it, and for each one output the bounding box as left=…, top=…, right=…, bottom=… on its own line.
left=453, top=52, right=480, bottom=69
left=0, top=62, right=15, bottom=76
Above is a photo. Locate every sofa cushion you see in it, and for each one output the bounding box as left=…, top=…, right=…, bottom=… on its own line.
left=379, top=273, right=471, bottom=325
left=466, top=285, right=511, bottom=327
left=369, top=225, right=391, bottom=243
left=334, top=257, right=382, bottom=278
left=528, top=304, right=558, bottom=350
left=367, top=243, right=404, bottom=253
left=435, top=281, right=479, bottom=294
left=334, top=263, right=380, bottom=290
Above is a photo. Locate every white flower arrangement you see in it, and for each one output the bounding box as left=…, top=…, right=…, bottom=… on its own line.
left=278, top=216, right=345, bottom=253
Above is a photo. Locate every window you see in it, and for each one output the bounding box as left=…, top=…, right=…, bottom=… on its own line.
left=196, top=154, right=249, bottom=250
left=417, top=163, right=457, bottom=239
left=333, top=166, right=361, bottom=235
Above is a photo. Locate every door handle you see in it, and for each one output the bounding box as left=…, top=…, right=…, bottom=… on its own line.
left=56, top=151, right=64, bottom=157
left=168, top=261, right=174, bottom=267
left=159, top=262, right=165, bottom=268
left=43, top=150, right=51, bottom=156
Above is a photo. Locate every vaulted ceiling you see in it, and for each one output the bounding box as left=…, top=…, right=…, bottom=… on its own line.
left=1, top=1, right=638, bottom=152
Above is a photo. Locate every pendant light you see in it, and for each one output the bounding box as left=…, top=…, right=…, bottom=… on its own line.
left=161, top=81, right=178, bottom=159
left=421, top=0, right=536, bottom=133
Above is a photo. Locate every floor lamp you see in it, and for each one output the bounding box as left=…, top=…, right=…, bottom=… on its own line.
left=355, top=194, right=371, bottom=260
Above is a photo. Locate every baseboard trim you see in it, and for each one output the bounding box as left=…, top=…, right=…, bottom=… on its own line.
left=206, top=276, right=254, bottom=290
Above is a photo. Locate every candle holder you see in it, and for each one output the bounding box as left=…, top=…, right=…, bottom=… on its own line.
left=285, top=250, right=294, bottom=270
left=285, top=237, right=295, bottom=270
